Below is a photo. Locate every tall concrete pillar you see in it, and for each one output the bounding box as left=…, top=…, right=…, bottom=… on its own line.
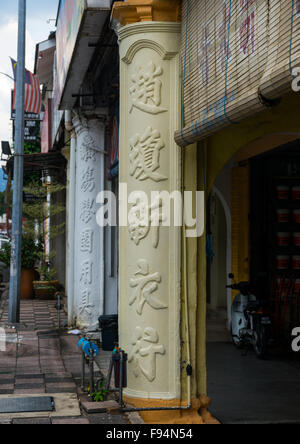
left=113, top=2, right=182, bottom=404
left=61, top=146, right=71, bottom=299
left=62, top=122, right=77, bottom=325
left=73, top=112, right=106, bottom=330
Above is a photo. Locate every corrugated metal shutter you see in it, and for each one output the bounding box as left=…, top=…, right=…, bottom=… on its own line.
left=231, top=162, right=250, bottom=291
left=175, top=0, right=300, bottom=147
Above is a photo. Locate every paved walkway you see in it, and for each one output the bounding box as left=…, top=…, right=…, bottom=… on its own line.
left=0, top=300, right=128, bottom=425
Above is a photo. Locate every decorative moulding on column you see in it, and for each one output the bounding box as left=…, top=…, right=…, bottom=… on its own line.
left=73, top=110, right=108, bottom=137
left=112, top=0, right=181, bottom=26
left=119, top=22, right=181, bottom=64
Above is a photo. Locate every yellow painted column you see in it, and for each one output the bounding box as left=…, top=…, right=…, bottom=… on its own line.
left=113, top=0, right=218, bottom=424
left=114, top=0, right=185, bottom=423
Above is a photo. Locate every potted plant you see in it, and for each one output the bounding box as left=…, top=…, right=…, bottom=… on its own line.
left=0, top=236, right=41, bottom=300
left=33, top=253, right=59, bottom=300
left=22, top=179, right=66, bottom=300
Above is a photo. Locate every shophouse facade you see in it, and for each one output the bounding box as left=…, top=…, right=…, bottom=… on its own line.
left=111, top=0, right=300, bottom=424
left=36, top=0, right=300, bottom=425
left=37, top=0, right=119, bottom=330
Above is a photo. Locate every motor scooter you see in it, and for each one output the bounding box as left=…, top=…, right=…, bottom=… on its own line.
left=227, top=274, right=272, bottom=359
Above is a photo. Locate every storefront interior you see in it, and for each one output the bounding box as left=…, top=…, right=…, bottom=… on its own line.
left=250, top=139, right=300, bottom=338
left=206, top=139, right=300, bottom=423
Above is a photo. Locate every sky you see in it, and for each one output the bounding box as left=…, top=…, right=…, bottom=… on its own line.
left=0, top=0, right=59, bottom=146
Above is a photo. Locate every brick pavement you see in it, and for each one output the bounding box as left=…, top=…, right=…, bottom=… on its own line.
left=0, top=300, right=128, bottom=425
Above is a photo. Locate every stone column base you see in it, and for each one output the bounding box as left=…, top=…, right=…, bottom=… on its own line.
left=124, top=395, right=220, bottom=424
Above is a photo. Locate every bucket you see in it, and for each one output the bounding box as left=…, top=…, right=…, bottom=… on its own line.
left=77, top=338, right=99, bottom=357
left=293, top=233, right=300, bottom=246
left=113, top=352, right=128, bottom=389
left=293, top=256, right=300, bottom=270
left=277, top=209, right=289, bottom=223
left=292, top=187, right=300, bottom=200
left=276, top=255, right=289, bottom=270
left=277, top=232, right=290, bottom=246
left=293, top=210, right=300, bottom=224
left=99, top=315, right=118, bottom=351
left=276, top=186, right=289, bottom=200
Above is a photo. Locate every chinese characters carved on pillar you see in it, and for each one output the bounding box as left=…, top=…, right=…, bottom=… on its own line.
left=129, top=62, right=167, bottom=115
left=129, top=259, right=167, bottom=316
left=129, top=327, right=166, bottom=383
left=129, top=127, right=167, bottom=183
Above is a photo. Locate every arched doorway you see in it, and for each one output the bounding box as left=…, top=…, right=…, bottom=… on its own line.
left=206, top=136, right=300, bottom=424
left=211, top=186, right=232, bottom=329
left=206, top=157, right=234, bottom=341
left=206, top=190, right=230, bottom=341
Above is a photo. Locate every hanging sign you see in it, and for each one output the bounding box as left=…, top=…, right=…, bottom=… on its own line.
left=13, top=119, right=39, bottom=142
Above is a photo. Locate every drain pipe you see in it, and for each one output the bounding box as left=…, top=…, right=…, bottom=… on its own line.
left=65, top=110, right=76, bottom=325
left=120, top=156, right=192, bottom=414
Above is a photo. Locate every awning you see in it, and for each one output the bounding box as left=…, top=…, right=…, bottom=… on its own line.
left=175, top=0, right=300, bottom=148
left=7, top=152, right=67, bottom=177
left=55, top=0, right=113, bottom=110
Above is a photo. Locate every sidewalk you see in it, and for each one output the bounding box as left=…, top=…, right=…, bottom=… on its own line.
left=0, top=300, right=128, bottom=425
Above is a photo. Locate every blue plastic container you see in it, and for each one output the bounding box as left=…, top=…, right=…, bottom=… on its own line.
left=78, top=338, right=99, bottom=357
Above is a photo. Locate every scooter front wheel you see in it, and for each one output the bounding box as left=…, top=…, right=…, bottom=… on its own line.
left=253, top=325, right=268, bottom=359
left=231, top=325, right=243, bottom=349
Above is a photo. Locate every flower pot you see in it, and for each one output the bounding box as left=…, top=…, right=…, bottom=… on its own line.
left=20, top=268, right=36, bottom=300
left=33, top=280, right=59, bottom=300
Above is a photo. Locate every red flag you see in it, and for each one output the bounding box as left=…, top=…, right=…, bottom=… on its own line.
left=11, top=58, right=41, bottom=115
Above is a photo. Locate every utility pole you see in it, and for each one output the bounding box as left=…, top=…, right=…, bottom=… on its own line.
left=8, top=0, right=26, bottom=324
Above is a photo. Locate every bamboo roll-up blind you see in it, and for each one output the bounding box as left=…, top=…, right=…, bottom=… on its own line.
left=175, top=0, right=300, bottom=148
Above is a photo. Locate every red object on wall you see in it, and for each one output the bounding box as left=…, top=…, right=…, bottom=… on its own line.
left=41, top=99, right=52, bottom=153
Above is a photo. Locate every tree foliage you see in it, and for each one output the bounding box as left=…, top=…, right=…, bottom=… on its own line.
left=0, top=236, right=42, bottom=269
